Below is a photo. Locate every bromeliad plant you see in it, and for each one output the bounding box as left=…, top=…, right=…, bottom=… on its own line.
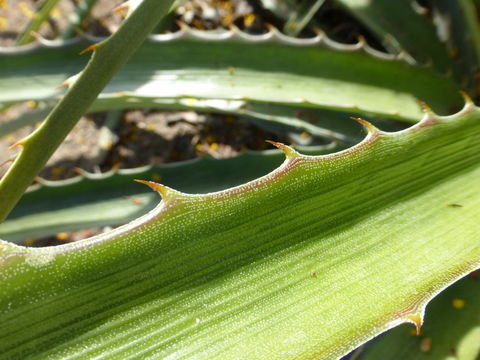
left=0, top=0, right=479, bottom=359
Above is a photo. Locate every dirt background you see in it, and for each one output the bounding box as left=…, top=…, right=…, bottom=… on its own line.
left=0, top=0, right=290, bottom=181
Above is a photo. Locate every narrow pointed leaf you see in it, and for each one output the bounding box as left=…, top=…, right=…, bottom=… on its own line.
left=0, top=28, right=463, bottom=122
left=283, top=0, right=326, bottom=36
left=1, top=104, right=480, bottom=359
left=17, top=0, right=62, bottom=45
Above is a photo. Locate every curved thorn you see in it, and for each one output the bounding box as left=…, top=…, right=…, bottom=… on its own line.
left=57, top=73, right=81, bottom=90
left=405, top=313, right=423, bottom=335
left=416, top=100, right=435, bottom=116
left=113, top=2, right=129, bottom=14
left=264, top=23, right=276, bottom=32
left=7, top=140, right=25, bottom=151
left=312, top=26, right=323, bottom=37
left=73, top=167, right=86, bottom=175
left=134, top=179, right=178, bottom=200
left=79, top=44, right=99, bottom=55
left=265, top=140, right=300, bottom=159
left=356, top=34, right=366, bottom=48
left=351, top=117, right=379, bottom=135
left=459, top=90, right=474, bottom=106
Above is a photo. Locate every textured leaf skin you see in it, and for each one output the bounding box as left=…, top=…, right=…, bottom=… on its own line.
left=1, top=105, right=480, bottom=359
left=0, top=151, right=286, bottom=243
left=0, top=146, right=341, bottom=243
left=361, top=272, right=480, bottom=360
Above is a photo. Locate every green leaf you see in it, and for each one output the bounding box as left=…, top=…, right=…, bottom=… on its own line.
left=0, top=0, right=177, bottom=221
left=17, top=0, right=62, bottom=45
left=433, top=0, right=480, bottom=93
left=335, top=0, right=453, bottom=73
left=0, top=145, right=341, bottom=243
left=0, top=27, right=463, bottom=123
left=361, top=272, right=480, bottom=360
left=0, top=97, right=404, bottom=145
left=1, top=103, right=480, bottom=359
left=283, top=0, right=326, bottom=36
left=61, top=0, right=99, bottom=40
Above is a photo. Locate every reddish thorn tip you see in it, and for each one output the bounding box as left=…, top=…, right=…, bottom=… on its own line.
left=113, top=3, right=129, bottom=13
left=79, top=44, right=98, bottom=55
left=56, top=81, right=68, bottom=90
left=416, top=100, right=434, bottom=114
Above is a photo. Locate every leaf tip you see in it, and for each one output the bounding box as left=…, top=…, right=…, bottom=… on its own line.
left=265, top=140, right=299, bottom=159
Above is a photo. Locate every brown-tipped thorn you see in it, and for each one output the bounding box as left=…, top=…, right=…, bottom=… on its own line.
left=228, top=23, right=239, bottom=32
left=264, top=22, right=276, bottom=31
left=73, top=167, right=86, bottom=175
left=113, top=2, right=129, bottom=14
left=56, top=81, right=69, bottom=90
left=416, top=100, right=434, bottom=115
left=459, top=90, right=474, bottom=105
left=175, top=20, right=188, bottom=30
left=135, top=179, right=172, bottom=199
left=79, top=44, right=98, bottom=55
left=351, top=117, right=379, bottom=135
left=312, top=26, right=323, bottom=36
left=356, top=34, right=366, bottom=47
left=266, top=140, right=299, bottom=159
left=405, top=313, right=423, bottom=336
left=7, top=140, right=25, bottom=151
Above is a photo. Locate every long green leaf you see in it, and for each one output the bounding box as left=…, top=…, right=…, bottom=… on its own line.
left=433, top=0, right=480, bottom=93
left=1, top=103, right=480, bottom=359
left=0, top=145, right=341, bottom=244
left=0, top=27, right=463, bottom=123
left=283, top=0, right=326, bottom=36
left=0, top=0, right=176, bottom=221
left=17, top=0, right=62, bottom=45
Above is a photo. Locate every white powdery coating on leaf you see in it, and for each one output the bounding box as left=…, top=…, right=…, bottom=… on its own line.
left=24, top=251, right=55, bottom=267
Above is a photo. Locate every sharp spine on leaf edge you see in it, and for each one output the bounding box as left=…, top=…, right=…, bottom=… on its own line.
left=265, top=140, right=300, bottom=160
left=79, top=43, right=100, bottom=55
left=134, top=179, right=182, bottom=201
left=351, top=117, right=380, bottom=136
left=7, top=139, right=25, bottom=151
left=416, top=100, right=435, bottom=117
left=459, top=90, right=474, bottom=106
left=404, top=312, right=423, bottom=336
